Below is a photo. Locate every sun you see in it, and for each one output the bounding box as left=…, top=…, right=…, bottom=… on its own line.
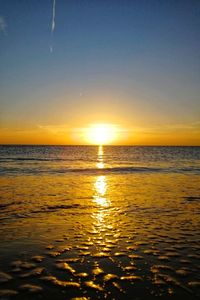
left=85, top=124, right=117, bottom=145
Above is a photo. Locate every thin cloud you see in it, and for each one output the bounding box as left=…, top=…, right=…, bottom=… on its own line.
left=38, top=124, right=72, bottom=135
left=50, top=0, right=56, bottom=52
left=0, top=16, right=7, bottom=34
left=129, top=121, right=200, bottom=135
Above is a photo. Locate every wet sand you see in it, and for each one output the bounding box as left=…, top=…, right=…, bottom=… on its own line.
left=0, top=172, right=200, bottom=300
left=0, top=145, right=200, bottom=299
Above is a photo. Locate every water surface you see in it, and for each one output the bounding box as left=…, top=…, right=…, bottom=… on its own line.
left=0, top=146, right=200, bottom=299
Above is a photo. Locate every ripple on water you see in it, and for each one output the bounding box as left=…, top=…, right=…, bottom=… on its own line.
left=151, top=265, right=174, bottom=274
left=92, top=267, right=104, bottom=276
left=179, top=259, right=191, bottom=264
left=114, top=252, right=127, bottom=257
left=11, top=261, right=36, bottom=269
left=19, top=267, right=45, bottom=278
left=11, top=267, right=21, bottom=273
left=165, top=251, right=181, bottom=257
left=158, top=256, right=170, bottom=261
left=79, top=251, right=91, bottom=256
left=92, top=252, right=110, bottom=258
left=143, top=249, right=160, bottom=255
left=157, top=274, right=192, bottom=294
left=40, top=275, right=80, bottom=288
left=47, top=251, right=61, bottom=257
left=103, top=273, right=118, bottom=282
left=55, top=239, right=65, bottom=242
left=120, top=275, right=142, bottom=281
left=123, top=265, right=137, bottom=272
left=105, top=243, right=115, bottom=249
left=10, top=260, right=22, bottom=268
left=56, top=245, right=72, bottom=253
left=134, top=241, right=147, bottom=246
left=84, top=281, right=103, bottom=291
left=76, top=245, right=89, bottom=250
left=65, top=258, right=81, bottom=263
left=83, top=241, right=94, bottom=246
left=176, top=268, right=190, bottom=277
left=0, top=271, right=12, bottom=283
left=75, top=272, right=89, bottom=278
left=128, top=254, right=143, bottom=259
left=112, top=281, right=124, bottom=292
left=188, top=281, right=200, bottom=289
left=188, top=254, right=200, bottom=259
left=31, top=255, right=44, bottom=262
left=0, top=289, right=18, bottom=297
left=70, top=297, right=90, bottom=300
left=46, top=245, right=54, bottom=250
left=153, top=278, right=166, bottom=286
left=55, top=262, right=75, bottom=274
left=19, top=284, right=43, bottom=293
left=126, top=245, right=138, bottom=251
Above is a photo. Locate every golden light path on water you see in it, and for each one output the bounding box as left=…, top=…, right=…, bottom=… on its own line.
left=96, top=145, right=104, bottom=169
left=93, top=146, right=109, bottom=207
left=93, top=146, right=111, bottom=228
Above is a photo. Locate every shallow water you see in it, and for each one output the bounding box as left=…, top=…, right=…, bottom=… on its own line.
left=0, top=146, right=200, bottom=299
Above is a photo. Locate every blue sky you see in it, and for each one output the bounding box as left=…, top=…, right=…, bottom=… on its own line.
left=0, top=0, right=200, bottom=144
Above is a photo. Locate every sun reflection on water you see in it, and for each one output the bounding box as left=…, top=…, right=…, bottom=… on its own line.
left=93, top=146, right=111, bottom=210
left=98, top=145, right=103, bottom=156
left=92, top=146, right=112, bottom=231
left=93, top=174, right=111, bottom=228
left=96, top=162, right=104, bottom=169
left=96, top=145, right=104, bottom=169
left=93, top=176, right=109, bottom=207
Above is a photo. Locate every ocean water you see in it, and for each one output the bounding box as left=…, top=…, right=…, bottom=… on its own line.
left=0, top=145, right=200, bottom=300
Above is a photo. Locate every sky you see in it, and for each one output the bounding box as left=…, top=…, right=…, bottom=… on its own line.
left=0, top=0, right=200, bottom=145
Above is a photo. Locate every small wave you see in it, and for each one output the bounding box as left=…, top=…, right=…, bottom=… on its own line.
left=0, top=202, right=14, bottom=210
left=0, top=166, right=163, bottom=175
left=68, top=166, right=163, bottom=174
left=0, top=157, right=68, bottom=162
left=42, top=204, right=81, bottom=211
left=183, top=196, right=200, bottom=202
left=30, top=203, right=94, bottom=215
left=0, top=157, right=101, bottom=164
left=178, top=167, right=200, bottom=173
left=60, top=166, right=200, bottom=175
left=0, top=165, right=200, bottom=176
left=0, top=203, right=93, bottom=222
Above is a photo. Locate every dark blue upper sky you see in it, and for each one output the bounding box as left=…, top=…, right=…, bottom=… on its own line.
left=0, top=0, right=200, bottom=144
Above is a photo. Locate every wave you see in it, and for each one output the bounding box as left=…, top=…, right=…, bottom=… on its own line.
left=0, top=157, right=73, bottom=162
left=0, top=202, right=15, bottom=209
left=183, top=196, right=200, bottom=202
left=1, top=165, right=200, bottom=176
left=64, top=166, right=163, bottom=174
left=0, top=203, right=92, bottom=221
left=0, top=157, right=100, bottom=163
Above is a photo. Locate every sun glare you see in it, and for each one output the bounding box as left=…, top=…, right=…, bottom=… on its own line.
left=85, top=124, right=117, bottom=145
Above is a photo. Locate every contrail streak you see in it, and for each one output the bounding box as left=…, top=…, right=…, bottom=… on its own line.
left=50, top=0, right=56, bottom=52
left=51, top=0, right=56, bottom=34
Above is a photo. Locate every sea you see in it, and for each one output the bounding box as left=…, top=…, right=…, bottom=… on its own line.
left=0, top=145, right=200, bottom=300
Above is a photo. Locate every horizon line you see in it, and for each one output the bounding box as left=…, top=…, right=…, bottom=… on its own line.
left=0, top=144, right=199, bottom=147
